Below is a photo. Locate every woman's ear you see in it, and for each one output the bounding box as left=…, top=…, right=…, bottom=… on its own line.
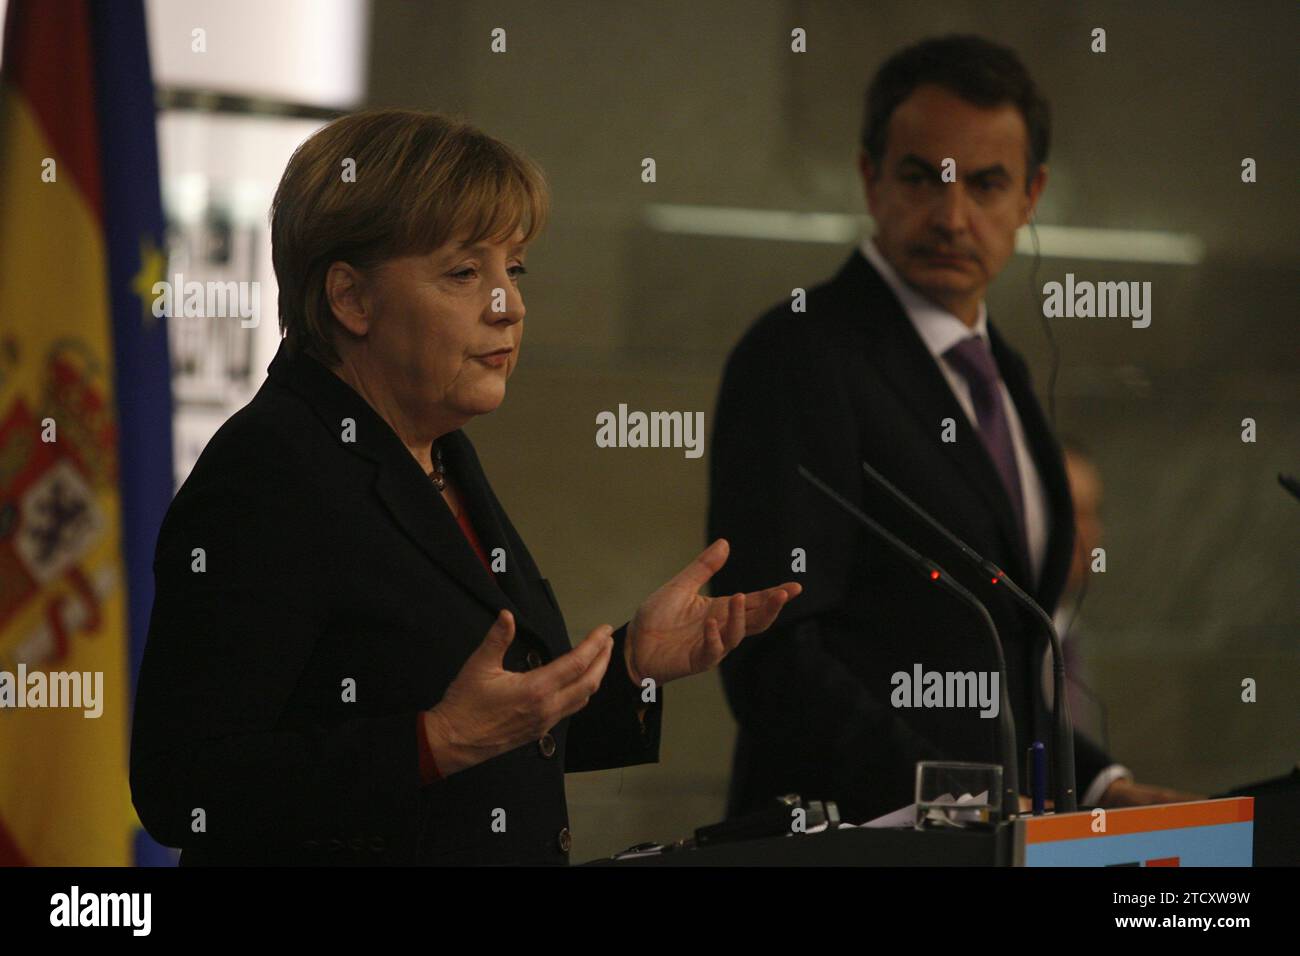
left=325, top=261, right=371, bottom=337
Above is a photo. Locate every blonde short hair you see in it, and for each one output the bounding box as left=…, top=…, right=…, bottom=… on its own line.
left=270, top=109, right=549, bottom=365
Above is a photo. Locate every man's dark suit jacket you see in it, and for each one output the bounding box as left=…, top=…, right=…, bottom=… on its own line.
left=708, top=248, right=1111, bottom=823
left=130, top=341, right=661, bottom=865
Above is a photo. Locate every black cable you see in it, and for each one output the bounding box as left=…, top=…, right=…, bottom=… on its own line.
left=1026, top=216, right=1059, bottom=428
left=1056, top=571, right=1112, bottom=755
left=1025, top=206, right=1115, bottom=758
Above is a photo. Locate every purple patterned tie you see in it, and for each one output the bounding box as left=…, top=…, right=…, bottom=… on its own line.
left=943, top=336, right=1028, bottom=557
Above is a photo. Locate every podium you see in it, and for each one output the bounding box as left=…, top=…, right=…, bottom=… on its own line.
left=591, top=797, right=1256, bottom=866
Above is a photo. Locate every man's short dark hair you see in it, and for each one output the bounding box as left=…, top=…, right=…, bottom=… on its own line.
left=862, top=34, right=1050, bottom=189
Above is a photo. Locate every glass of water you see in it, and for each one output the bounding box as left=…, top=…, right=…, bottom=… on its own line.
left=914, top=761, right=1003, bottom=830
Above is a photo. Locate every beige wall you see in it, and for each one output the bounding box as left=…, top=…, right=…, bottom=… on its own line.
left=367, top=0, right=1299, bottom=860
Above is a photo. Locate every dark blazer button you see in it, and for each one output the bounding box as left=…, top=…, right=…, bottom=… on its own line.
left=349, top=836, right=363, bottom=852
left=538, top=733, right=557, bottom=758
left=526, top=650, right=543, bottom=670
left=557, top=826, right=572, bottom=854
left=369, top=836, right=386, bottom=853
left=328, top=837, right=343, bottom=853
left=302, top=839, right=319, bottom=851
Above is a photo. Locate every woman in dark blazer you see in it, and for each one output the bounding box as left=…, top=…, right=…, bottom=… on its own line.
left=128, top=109, right=799, bottom=865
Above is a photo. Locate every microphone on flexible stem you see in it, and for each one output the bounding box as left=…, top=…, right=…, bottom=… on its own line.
left=860, top=458, right=1078, bottom=813
left=797, top=465, right=1020, bottom=822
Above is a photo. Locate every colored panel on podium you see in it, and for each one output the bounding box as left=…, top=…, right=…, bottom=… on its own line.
left=1016, top=798, right=1253, bottom=867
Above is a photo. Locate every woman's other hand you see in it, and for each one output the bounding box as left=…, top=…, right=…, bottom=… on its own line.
left=625, top=538, right=802, bottom=687
left=422, top=610, right=612, bottom=776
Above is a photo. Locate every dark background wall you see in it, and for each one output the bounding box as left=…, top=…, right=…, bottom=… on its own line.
left=366, top=0, right=1298, bottom=859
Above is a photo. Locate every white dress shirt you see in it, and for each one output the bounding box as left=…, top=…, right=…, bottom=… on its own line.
left=859, top=236, right=1130, bottom=805
left=859, top=236, right=1048, bottom=586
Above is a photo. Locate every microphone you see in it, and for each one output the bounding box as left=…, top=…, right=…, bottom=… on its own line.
left=797, top=465, right=1020, bottom=822
left=1279, top=473, right=1300, bottom=503
left=860, top=458, right=1078, bottom=812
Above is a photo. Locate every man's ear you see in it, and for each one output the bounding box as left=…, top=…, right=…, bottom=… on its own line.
left=858, top=149, right=880, bottom=214
left=325, top=261, right=371, bottom=338
left=857, top=149, right=873, bottom=180
left=1023, top=163, right=1048, bottom=226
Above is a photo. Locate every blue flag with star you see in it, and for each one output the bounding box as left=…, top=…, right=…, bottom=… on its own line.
left=89, top=0, right=177, bottom=867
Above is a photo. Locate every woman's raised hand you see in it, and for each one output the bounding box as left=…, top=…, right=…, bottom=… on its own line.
left=624, top=538, right=802, bottom=687
left=422, top=610, right=613, bottom=776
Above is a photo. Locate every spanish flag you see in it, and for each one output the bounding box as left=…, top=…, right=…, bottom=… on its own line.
left=0, top=0, right=174, bottom=865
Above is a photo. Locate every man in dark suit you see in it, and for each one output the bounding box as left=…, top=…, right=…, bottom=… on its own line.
left=709, top=35, right=1192, bottom=823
